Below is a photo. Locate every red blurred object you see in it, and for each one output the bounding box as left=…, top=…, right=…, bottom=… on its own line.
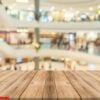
left=22, top=58, right=28, bottom=63
left=0, top=97, right=9, bottom=100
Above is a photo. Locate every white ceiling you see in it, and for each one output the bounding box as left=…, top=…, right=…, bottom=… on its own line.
left=1, top=0, right=100, bottom=10
left=0, top=1, right=100, bottom=31
left=1, top=5, right=100, bottom=32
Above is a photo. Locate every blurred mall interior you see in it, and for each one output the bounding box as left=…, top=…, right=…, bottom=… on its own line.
left=0, top=0, right=100, bottom=71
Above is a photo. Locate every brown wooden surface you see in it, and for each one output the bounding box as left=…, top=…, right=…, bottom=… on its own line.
left=0, top=71, right=100, bottom=100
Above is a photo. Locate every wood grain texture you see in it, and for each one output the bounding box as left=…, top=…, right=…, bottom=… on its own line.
left=20, top=71, right=46, bottom=100
left=43, top=71, right=58, bottom=100
left=0, top=71, right=100, bottom=100
left=54, top=71, right=80, bottom=100
left=64, top=71, right=100, bottom=99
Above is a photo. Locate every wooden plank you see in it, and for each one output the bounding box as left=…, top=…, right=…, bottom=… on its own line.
left=0, top=71, right=29, bottom=97
left=0, top=71, right=16, bottom=79
left=43, top=71, right=58, bottom=100
left=0, top=71, right=25, bottom=94
left=76, top=71, right=100, bottom=92
left=82, top=71, right=100, bottom=83
left=8, top=71, right=37, bottom=100
left=64, top=71, right=100, bottom=99
left=54, top=71, right=80, bottom=100
left=20, top=71, right=46, bottom=100
left=0, top=71, right=36, bottom=99
left=0, top=71, right=19, bottom=88
left=0, top=71, right=100, bottom=100
left=88, top=71, right=100, bottom=77
left=0, top=71, right=16, bottom=83
left=0, top=71, right=7, bottom=76
left=95, top=71, right=100, bottom=75
left=0, top=71, right=22, bottom=88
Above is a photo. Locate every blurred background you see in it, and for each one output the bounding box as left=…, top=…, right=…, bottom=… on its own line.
left=0, top=0, right=100, bottom=71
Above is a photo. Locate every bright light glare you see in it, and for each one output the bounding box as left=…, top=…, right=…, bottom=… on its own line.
left=16, top=0, right=28, bottom=3
left=89, top=7, right=94, bottom=11
left=97, top=5, right=100, bottom=9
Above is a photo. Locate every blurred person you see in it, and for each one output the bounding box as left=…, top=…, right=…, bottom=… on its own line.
left=18, top=66, right=21, bottom=70
left=88, top=42, right=95, bottom=55
left=14, top=65, right=17, bottom=70
left=68, top=33, right=76, bottom=50
left=66, top=60, right=72, bottom=70
left=64, top=59, right=72, bottom=70
left=0, top=58, right=2, bottom=67
left=81, top=34, right=87, bottom=51
left=57, top=34, right=64, bottom=48
left=51, top=36, right=57, bottom=48
left=63, top=38, right=69, bottom=49
left=95, top=34, right=100, bottom=55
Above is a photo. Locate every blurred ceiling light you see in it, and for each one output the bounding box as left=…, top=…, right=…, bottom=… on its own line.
left=48, top=16, right=53, bottom=21
left=97, top=10, right=100, bottom=15
left=16, top=0, right=28, bottom=3
left=17, top=29, right=29, bottom=33
left=28, top=4, right=34, bottom=10
left=51, top=6, right=55, bottom=11
left=8, top=6, right=13, bottom=9
left=8, top=3, right=16, bottom=9
left=28, top=7, right=33, bottom=10
left=97, top=5, right=100, bottom=9
left=89, top=7, right=94, bottom=11
left=76, top=10, right=80, bottom=14
left=51, top=32, right=56, bottom=35
left=62, top=9, right=66, bottom=12
left=40, top=9, right=43, bottom=12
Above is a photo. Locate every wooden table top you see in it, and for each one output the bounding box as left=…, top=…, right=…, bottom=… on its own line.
left=0, top=71, right=100, bottom=100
